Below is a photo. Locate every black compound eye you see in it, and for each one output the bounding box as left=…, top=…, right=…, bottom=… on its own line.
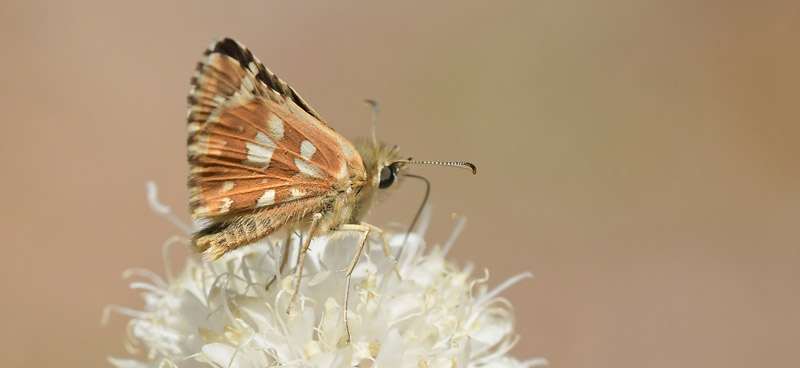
left=378, top=165, right=397, bottom=189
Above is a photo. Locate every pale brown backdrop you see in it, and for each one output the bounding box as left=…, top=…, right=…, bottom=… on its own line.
left=1, top=1, right=798, bottom=367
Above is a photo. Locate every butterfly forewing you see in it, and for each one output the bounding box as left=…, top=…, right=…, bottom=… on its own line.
left=187, top=37, right=366, bottom=222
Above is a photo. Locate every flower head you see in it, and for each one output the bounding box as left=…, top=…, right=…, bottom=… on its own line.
left=105, top=183, right=544, bottom=367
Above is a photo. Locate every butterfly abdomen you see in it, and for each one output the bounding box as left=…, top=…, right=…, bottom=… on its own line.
left=192, top=196, right=332, bottom=260
left=192, top=212, right=277, bottom=260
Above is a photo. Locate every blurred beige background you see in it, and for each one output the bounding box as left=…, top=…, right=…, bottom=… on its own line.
left=1, top=1, right=799, bottom=367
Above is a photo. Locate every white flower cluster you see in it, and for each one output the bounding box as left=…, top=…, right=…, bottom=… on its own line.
left=106, top=185, right=544, bottom=367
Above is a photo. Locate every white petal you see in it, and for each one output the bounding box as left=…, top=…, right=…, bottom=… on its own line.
left=375, top=328, right=404, bottom=368
left=202, top=343, right=262, bottom=368
left=107, top=357, right=149, bottom=368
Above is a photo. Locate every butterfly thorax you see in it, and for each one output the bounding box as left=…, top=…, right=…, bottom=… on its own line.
left=348, top=140, right=406, bottom=224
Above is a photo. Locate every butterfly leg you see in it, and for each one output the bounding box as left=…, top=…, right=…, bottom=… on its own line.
left=265, top=232, right=293, bottom=290
left=360, top=222, right=402, bottom=280
left=286, top=213, right=322, bottom=314
left=335, top=224, right=371, bottom=342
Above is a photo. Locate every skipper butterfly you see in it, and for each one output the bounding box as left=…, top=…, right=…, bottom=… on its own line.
left=187, top=37, right=475, bottom=340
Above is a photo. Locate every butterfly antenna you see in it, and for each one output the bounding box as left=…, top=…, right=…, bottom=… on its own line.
left=393, top=160, right=477, bottom=174
left=364, top=99, right=379, bottom=147
left=392, top=160, right=475, bottom=261
left=399, top=174, right=431, bottom=257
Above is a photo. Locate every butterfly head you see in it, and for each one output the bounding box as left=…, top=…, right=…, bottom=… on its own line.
left=349, top=139, right=476, bottom=222
left=354, top=141, right=407, bottom=192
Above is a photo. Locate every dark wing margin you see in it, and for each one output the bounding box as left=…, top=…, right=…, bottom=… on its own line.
left=195, top=37, right=322, bottom=121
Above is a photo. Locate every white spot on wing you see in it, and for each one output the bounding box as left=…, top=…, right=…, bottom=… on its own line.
left=337, top=162, right=349, bottom=181
left=290, top=188, right=305, bottom=199
left=257, top=190, right=275, bottom=207
left=244, top=131, right=275, bottom=168
left=194, top=205, right=211, bottom=217
left=268, top=114, right=284, bottom=140
left=221, top=181, right=235, bottom=193
left=220, top=197, right=233, bottom=213
left=240, top=76, right=254, bottom=93
left=187, top=143, right=199, bottom=155
left=295, top=159, right=322, bottom=177
left=300, top=140, right=317, bottom=160
left=212, top=94, right=226, bottom=105
left=248, top=61, right=259, bottom=75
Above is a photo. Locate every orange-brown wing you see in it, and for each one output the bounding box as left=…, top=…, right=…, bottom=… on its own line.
left=187, top=37, right=366, bottom=220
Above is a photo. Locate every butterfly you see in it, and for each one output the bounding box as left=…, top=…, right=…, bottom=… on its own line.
left=186, top=37, right=475, bottom=340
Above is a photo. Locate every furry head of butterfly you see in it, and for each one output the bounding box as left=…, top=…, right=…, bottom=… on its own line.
left=186, top=37, right=475, bottom=260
